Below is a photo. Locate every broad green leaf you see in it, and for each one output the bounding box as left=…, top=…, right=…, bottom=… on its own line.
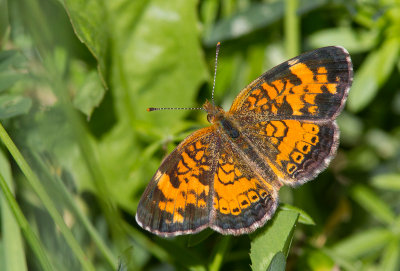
left=350, top=185, right=395, bottom=225
left=0, top=150, right=28, bottom=271
left=63, top=0, right=108, bottom=86
left=380, top=240, right=400, bottom=271
left=107, top=0, right=208, bottom=128
left=0, top=73, right=26, bottom=92
left=0, top=50, right=24, bottom=71
left=0, top=50, right=27, bottom=92
left=332, top=228, right=392, bottom=260
left=266, top=252, right=286, bottom=271
left=308, top=27, right=377, bottom=53
left=250, top=209, right=299, bottom=271
left=71, top=69, right=104, bottom=118
left=348, top=38, right=400, bottom=112
left=280, top=203, right=315, bottom=225
left=371, top=173, right=400, bottom=191
left=0, top=95, right=32, bottom=119
left=204, top=0, right=328, bottom=45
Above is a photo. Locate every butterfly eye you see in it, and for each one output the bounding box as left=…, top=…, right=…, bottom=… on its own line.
left=207, top=114, right=214, bottom=123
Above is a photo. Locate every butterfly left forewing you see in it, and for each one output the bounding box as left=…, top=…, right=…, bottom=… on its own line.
left=136, top=126, right=218, bottom=237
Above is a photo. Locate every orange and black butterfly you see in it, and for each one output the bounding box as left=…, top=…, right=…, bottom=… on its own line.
left=136, top=46, right=353, bottom=237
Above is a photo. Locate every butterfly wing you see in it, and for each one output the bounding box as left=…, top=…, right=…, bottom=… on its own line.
left=229, top=46, right=353, bottom=122
left=136, top=126, right=218, bottom=237
left=209, top=132, right=279, bottom=235
left=228, top=46, right=352, bottom=186
left=240, top=120, right=339, bottom=186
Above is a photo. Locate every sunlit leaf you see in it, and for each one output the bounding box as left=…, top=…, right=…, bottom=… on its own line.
left=380, top=240, right=400, bottom=271
left=371, top=173, right=400, bottom=191
left=332, top=228, right=392, bottom=260
left=308, top=27, right=377, bottom=53
left=351, top=185, right=395, bottom=225
left=63, top=0, right=109, bottom=86
left=306, top=250, right=334, bottom=271
left=280, top=203, right=315, bottom=225
left=250, top=209, right=299, bottom=271
left=348, top=38, right=400, bottom=112
left=205, top=0, right=328, bottom=45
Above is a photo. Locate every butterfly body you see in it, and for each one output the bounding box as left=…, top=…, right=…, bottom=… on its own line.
left=136, top=46, right=353, bottom=237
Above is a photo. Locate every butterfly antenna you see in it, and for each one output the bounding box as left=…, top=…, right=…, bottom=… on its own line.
left=211, top=42, right=221, bottom=106
left=147, top=106, right=204, bottom=112
left=147, top=42, right=221, bottom=112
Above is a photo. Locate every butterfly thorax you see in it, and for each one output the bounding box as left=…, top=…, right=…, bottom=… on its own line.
left=203, top=100, right=241, bottom=139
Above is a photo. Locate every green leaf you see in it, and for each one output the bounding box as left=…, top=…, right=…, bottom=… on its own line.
left=188, top=229, right=214, bottom=247
left=380, top=240, right=400, bottom=271
left=306, top=250, right=334, bottom=271
left=63, top=0, right=109, bottom=86
left=308, top=27, right=377, bottom=53
left=336, top=112, right=364, bottom=146
left=348, top=38, right=400, bottom=112
left=71, top=69, right=105, bottom=118
left=204, top=0, right=328, bottom=45
left=250, top=209, right=299, bottom=271
left=266, top=252, right=286, bottom=271
left=350, top=185, right=395, bottom=225
left=332, top=228, right=392, bottom=260
left=0, top=150, right=28, bottom=271
left=0, top=50, right=23, bottom=71
left=0, top=73, right=26, bottom=92
left=0, top=50, right=27, bottom=92
left=0, top=0, right=9, bottom=45
left=322, top=248, right=361, bottom=271
left=371, top=173, right=400, bottom=191
left=0, top=95, right=32, bottom=119
left=107, top=0, right=208, bottom=128
left=280, top=203, right=315, bottom=225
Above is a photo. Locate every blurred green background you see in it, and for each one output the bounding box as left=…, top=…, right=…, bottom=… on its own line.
left=1, top=0, right=400, bottom=270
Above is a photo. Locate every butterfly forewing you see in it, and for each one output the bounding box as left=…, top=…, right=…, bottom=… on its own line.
left=136, top=126, right=218, bottom=237
left=229, top=46, right=353, bottom=122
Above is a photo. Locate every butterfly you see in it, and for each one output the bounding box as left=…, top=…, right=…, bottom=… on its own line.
left=136, top=46, right=353, bottom=237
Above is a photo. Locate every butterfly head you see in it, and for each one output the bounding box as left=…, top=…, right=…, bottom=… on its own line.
left=203, top=99, right=225, bottom=124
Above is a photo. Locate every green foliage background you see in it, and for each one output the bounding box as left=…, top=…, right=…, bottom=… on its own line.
left=0, top=0, right=400, bottom=270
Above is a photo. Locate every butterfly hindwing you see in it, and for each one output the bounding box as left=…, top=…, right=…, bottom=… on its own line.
left=210, top=134, right=279, bottom=235
left=241, top=119, right=339, bottom=186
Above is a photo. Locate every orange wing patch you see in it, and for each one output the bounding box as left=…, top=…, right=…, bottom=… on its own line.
left=210, top=142, right=278, bottom=234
